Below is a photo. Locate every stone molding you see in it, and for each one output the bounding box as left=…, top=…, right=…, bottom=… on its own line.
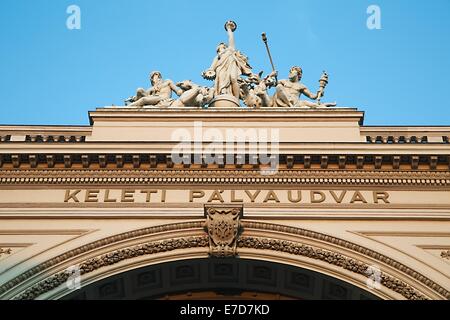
left=1, top=220, right=448, bottom=300
left=237, top=236, right=426, bottom=300
left=1, top=169, right=449, bottom=187
left=15, top=236, right=209, bottom=300
left=1, top=154, right=449, bottom=171
left=241, top=221, right=449, bottom=299
left=0, top=221, right=204, bottom=296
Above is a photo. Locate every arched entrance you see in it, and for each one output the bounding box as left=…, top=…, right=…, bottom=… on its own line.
left=62, top=258, right=380, bottom=300
left=2, top=218, right=446, bottom=300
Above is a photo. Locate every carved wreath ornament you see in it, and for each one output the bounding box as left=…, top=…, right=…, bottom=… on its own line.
left=204, top=207, right=242, bottom=257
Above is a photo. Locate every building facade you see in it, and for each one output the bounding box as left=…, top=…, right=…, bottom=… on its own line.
left=0, top=107, right=449, bottom=300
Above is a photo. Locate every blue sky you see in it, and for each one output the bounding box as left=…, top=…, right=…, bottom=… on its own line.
left=0, top=0, right=449, bottom=125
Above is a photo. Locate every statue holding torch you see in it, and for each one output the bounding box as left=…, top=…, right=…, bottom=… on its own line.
left=273, top=67, right=336, bottom=108
left=316, top=71, right=329, bottom=104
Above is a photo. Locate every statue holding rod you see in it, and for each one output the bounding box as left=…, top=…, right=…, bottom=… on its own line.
left=260, top=32, right=336, bottom=108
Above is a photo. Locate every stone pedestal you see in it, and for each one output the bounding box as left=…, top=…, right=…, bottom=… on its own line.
left=87, top=107, right=365, bottom=143
left=208, top=94, right=241, bottom=108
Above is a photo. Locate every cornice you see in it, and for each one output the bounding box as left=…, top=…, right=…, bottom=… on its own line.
left=2, top=142, right=450, bottom=151
left=1, top=156, right=450, bottom=174
left=88, top=107, right=364, bottom=123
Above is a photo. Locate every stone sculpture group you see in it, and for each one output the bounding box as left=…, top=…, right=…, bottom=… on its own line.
left=125, top=21, right=336, bottom=109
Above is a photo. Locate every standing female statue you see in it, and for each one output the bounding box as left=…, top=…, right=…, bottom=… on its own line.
left=202, top=21, right=252, bottom=101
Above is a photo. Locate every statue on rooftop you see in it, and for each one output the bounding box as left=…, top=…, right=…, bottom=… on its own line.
left=239, top=71, right=277, bottom=108
left=273, top=67, right=336, bottom=108
left=202, top=21, right=252, bottom=107
left=123, top=21, right=338, bottom=109
left=170, top=80, right=214, bottom=108
left=125, top=71, right=183, bottom=108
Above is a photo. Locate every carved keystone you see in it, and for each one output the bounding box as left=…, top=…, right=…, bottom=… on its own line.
left=204, top=205, right=243, bottom=258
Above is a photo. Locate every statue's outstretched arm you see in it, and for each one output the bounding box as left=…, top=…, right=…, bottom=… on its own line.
left=302, top=87, right=319, bottom=100
left=209, top=56, right=219, bottom=70
left=227, top=27, right=235, bottom=49
left=169, top=80, right=183, bottom=96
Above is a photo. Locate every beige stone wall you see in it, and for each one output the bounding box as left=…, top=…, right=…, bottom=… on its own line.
left=1, top=108, right=449, bottom=300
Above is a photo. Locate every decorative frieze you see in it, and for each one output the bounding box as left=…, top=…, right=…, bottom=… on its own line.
left=0, top=152, right=449, bottom=171
left=1, top=220, right=448, bottom=300
left=3, top=133, right=449, bottom=145
left=0, top=134, right=87, bottom=143
left=237, top=236, right=426, bottom=300
left=14, top=236, right=209, bottom=300
left=364, top=134, right=443, bottom=144
left=12, top=234, right=428, bottom=300
left=0, top=169, right=448, bottom=187
left=361, top=131, right=449, bottom=144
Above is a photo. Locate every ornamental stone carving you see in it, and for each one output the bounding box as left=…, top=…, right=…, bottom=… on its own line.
left=3, top=221, right=447, bottom=300
left=124, top=20, right=337, bottom=109
left=441, top=250, right=450, bottom=260
left=15, top=236, right=209, bottom=300
left=237, top=236, right=427, bottom=300
left=0, top=248, right=12, bottom=258
left=204, top=206, right=243, bottom=257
